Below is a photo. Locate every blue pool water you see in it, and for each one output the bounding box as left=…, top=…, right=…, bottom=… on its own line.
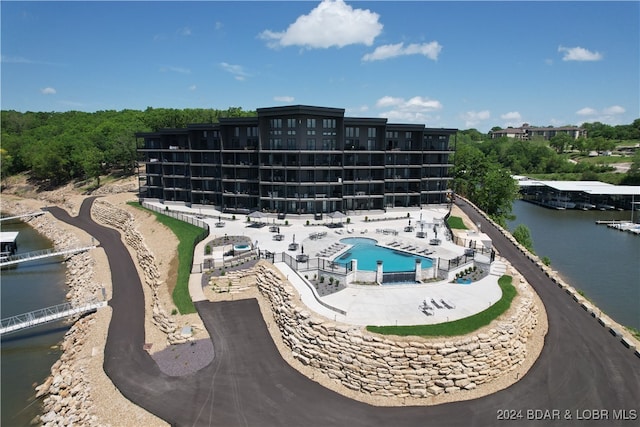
left=336, top=237, right=433, bottom=272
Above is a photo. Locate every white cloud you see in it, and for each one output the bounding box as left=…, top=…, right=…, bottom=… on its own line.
left=2, top=55, right=63, bottom=66
left=160, top=65, right=191, bottom=74
left=558, top=45, right=603, bottom=61
left=500, top=111, right=523, bottom=128
left=274, top=96, right=295, bottom=103
left=362, top=41, right=442, bottom=62
left=189, top=85, right=197, bottom=91
left=375, top=96, right=404, bottom=108
left=576, top=107, right=598, bottom=116
left=603, top=105, right=625, bottom=115
left=178, top=27, right=192, bottom=36
left=41, top=87, right=56, bottom=95
left=576, top=105, right=626, bottom=124
left=461, top=110, right=491, bottom=128
left=374, top=95, right=443, bottom=124
left=219, top=62, right=250, bottom=81
left=259, top=0, right=382, bottom=49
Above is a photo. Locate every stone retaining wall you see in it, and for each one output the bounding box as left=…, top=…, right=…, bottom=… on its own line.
left=255, top=264, right=540, bottom=398
left=91, top=199, right=184, bottom=344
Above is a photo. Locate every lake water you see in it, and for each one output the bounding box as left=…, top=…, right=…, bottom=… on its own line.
left=1, top=221, right=69, bottom=426
left=508, top=200, right=640, bottom=330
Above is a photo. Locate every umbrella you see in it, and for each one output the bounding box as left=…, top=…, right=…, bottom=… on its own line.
left=248, top=211, right=266, bottom=221
left=301, top=245, right=304, bottom=254
left=328, top=211, right=346, bottom=223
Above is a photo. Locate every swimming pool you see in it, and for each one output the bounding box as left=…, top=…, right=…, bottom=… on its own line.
left=335, top=237, right=433, bottom=272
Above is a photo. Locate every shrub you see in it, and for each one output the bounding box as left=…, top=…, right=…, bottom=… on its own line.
left=319, top=275, right=325, bottom=283
left=205, top=245, right=211, bottom=255
left=329, top=277, right=334, bottom=284
left=306, top=220, right=310, bottom=226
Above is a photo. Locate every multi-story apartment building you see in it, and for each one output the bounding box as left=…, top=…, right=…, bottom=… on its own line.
left=136, top=105, right=457, bottom=215
left=490, top=123, right=587, bottom=141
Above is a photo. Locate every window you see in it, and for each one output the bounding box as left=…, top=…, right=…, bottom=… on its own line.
left=322, top=118, right=336, bottom=128
left=368, top=127, right=377, bottom=138
left=346, top=127, right=360, bottom=138
left=234, top=127, right=240, bottom=137
left=270, top=119, right=282, bottom=128
left=287, top=118, right=296, bottom=128
left=248, top=127, right=259, bottom=137
left=307, top=139, right=316, bottom=150
left=306, top=118, right=316, bottom=128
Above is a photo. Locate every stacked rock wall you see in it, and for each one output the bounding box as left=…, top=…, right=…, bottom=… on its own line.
left=91, top=200, right=181, bottom=343
left=256, top=264, right=540, bottom=398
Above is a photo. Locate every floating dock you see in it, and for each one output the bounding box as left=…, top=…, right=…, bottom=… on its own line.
left=0, top=231, right=19, bottom=256
left=595, top=220, right=640, bottom=235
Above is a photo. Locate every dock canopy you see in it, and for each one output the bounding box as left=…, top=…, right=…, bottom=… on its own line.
left=0, top=231, right=19, bottom=255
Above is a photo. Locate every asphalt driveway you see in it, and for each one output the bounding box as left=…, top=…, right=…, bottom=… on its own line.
left=48, top=197, right=639, bottom=426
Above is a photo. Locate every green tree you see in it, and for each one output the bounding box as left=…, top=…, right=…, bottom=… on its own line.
left=473, top=164, right=519, bottom=225
left=512, top=224, right=534, bottom=253
left=0, top=148, right=13, bottom=181
left=549, top=133, right=572, bottom=153
left=81, top=147, right=105, bottom=187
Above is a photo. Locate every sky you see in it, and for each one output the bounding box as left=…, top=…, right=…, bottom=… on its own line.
left=1, top=1, right=638, bottom=132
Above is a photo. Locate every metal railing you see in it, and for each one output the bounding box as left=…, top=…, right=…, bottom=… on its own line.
left=0, top=246, right=96, bottom=267
left=0, top=299, right=107, bottom=336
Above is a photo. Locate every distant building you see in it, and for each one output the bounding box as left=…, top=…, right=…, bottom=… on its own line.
left=490, top=123, right=587, bottom=141
left=136, top=105, right=457, bottom=214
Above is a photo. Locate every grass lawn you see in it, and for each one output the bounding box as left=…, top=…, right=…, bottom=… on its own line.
left=447, top=216, right=468, bottom=230
left=366, top=275, right=516, bottom=337
left=128, top=202, right=206, bottom=314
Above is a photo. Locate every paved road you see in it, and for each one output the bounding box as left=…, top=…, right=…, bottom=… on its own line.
left=48, top=198, right=639, bottom=426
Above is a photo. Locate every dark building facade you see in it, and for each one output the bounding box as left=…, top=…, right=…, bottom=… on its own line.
left=137, top=105, right=456, bottom=214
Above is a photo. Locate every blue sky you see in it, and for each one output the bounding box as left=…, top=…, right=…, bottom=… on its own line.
left=2, top=1, right=638, bottom=132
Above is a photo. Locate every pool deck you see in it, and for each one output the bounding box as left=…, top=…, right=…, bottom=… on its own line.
left=148, top=202, right=502, bottom=326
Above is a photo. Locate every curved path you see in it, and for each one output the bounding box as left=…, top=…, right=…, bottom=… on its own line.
left=48, top=198, right=639, bottom=426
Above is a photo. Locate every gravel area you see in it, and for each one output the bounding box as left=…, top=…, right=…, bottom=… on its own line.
left=152, top=338, right=214, bottom=376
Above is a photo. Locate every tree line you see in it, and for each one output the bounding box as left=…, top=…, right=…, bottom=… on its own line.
left=453, top=119, right=640, bottom=225
left=1, top=107, right=638, bottom=203
left=0, top=107, right=255, bottom=186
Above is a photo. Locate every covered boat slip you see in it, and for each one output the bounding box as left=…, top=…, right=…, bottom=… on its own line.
left=0, top=231, right=19, bottom=256
left=516, top=179, right=640, bottom=211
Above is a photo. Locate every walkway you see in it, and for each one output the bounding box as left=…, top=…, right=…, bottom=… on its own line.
left=0, top=300, right=107, bottom=335
left=0, top=246, right=96, bottom=267
left=48, top=198, right=639, bottom=427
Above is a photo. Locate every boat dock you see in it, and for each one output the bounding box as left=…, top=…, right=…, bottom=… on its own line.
left=595, top=220, right=640, bottom=235
left=0, top=246, right=97, bottom=267
left=0, top=211, right=45, bottom=222
left=0, top=299, right=107, bottom=336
